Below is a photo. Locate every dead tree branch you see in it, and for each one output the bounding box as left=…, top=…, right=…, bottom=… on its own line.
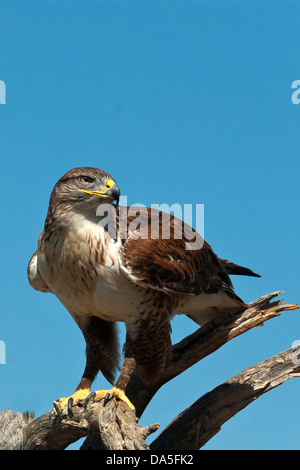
left=150, top=345, right=300, bottom=449
left=0, top=400, right=159, bottom=450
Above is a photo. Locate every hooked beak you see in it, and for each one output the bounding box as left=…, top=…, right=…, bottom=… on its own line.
left=81, top=179, right=120, bottom=205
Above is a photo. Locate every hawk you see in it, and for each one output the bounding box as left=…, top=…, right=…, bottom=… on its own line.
left=27, top=167, right=259, bottom=411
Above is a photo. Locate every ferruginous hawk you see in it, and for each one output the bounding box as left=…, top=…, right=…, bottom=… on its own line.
left=27, top=167, right=259, bottom=411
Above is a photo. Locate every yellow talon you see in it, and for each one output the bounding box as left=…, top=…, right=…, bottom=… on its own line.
left=52, top=386, right=134, bottom=416
left=56, top=388, right=91, bottom=408
left=93, top=387, right=135, bottom=410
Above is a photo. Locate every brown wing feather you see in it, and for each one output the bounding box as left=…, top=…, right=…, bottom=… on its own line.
left=118, top=207, right=240, bottom=299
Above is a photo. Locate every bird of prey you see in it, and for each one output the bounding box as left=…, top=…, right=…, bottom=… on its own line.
left=28, top=167, right=259, bottom=411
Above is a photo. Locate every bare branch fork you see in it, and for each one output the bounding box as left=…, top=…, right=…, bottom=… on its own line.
left=0, top=291, right=298, bottom=450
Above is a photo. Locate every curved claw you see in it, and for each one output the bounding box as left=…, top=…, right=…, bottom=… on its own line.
left=67, top=397, right=74, bottom=418
left=103, top=392, right=111, bottom=407
left=83, top=391, right=96, bottom=410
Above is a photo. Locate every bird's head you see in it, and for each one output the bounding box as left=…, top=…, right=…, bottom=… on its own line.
left=47, top=167, right=120, bottom=222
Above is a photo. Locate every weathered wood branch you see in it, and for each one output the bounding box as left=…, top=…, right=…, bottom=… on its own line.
left=0, top=291, right=298, bottom=450
left=150, top=344, right=300, bottom=449
left=0, top=400, right=159, bottom=450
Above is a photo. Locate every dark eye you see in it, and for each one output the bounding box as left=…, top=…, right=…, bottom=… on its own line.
left=79, top=176, right=94, bottom=184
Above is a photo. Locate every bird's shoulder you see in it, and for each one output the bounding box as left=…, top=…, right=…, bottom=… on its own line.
left=27, top=250, right=51, bottom=293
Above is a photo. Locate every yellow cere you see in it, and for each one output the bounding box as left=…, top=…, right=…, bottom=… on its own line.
left=105, top=179, right=115, bottom=189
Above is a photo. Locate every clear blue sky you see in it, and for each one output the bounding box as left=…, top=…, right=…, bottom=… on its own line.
left=0, top=0, right=299, bottom=450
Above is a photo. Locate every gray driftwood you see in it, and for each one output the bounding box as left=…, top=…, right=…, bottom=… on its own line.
left=0, top=291, right=298, bottom=450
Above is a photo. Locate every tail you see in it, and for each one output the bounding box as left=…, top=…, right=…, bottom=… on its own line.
left=219, top=258, right=261, bottom=278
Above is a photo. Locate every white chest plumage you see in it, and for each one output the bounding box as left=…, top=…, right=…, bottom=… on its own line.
left=37, top=214, right=144, bottom=323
